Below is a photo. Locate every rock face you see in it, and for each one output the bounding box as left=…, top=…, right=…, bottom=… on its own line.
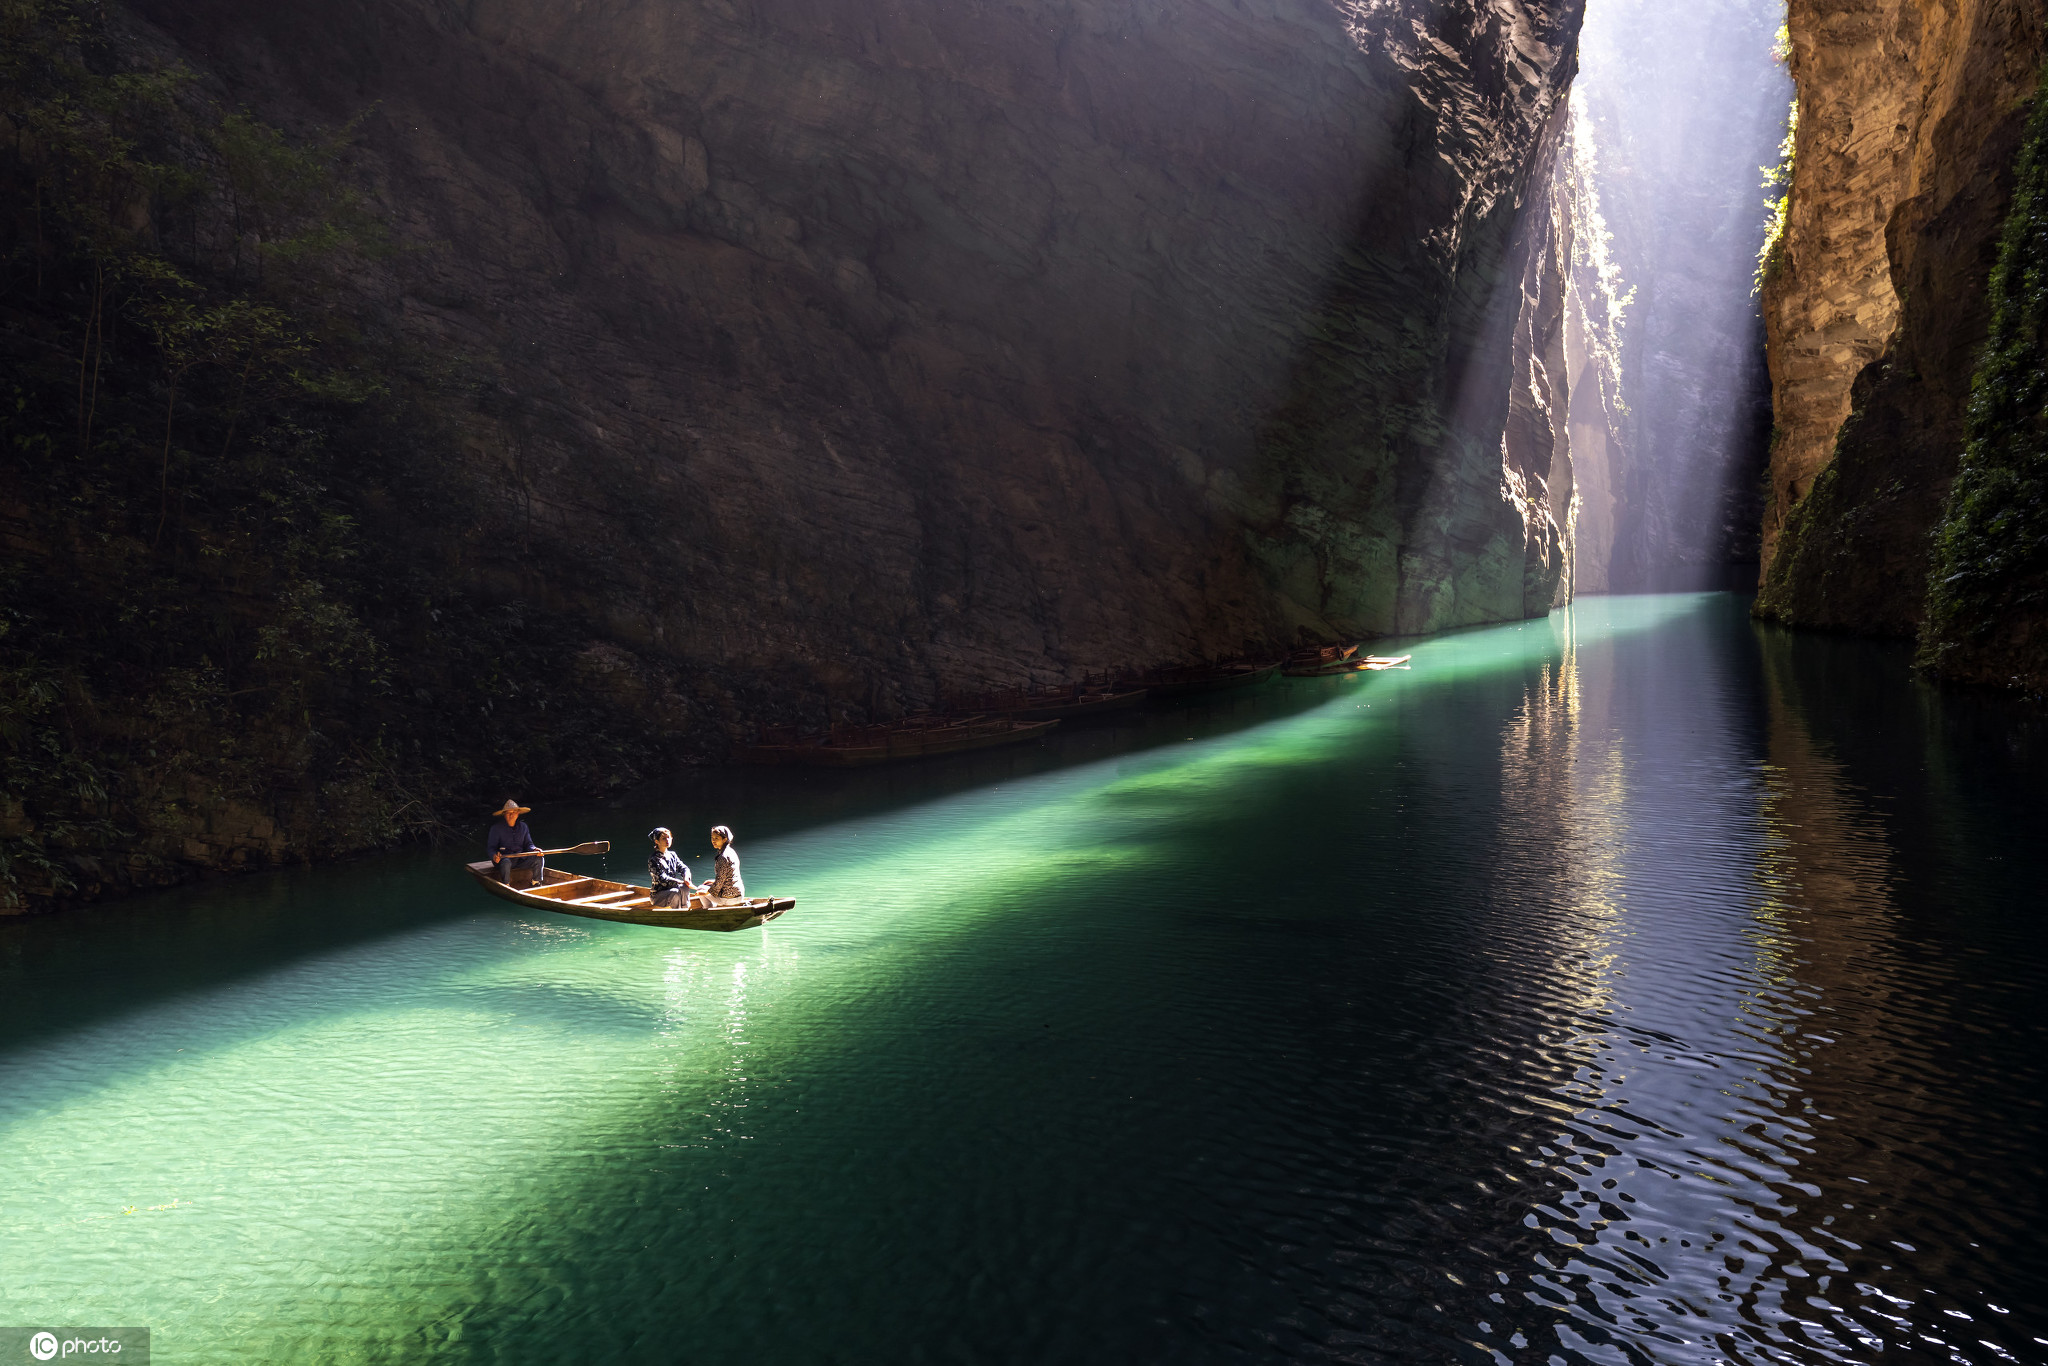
left=1757, top=0, right=2045, bottom=636
left=136, top=0, right=1585, bottom=708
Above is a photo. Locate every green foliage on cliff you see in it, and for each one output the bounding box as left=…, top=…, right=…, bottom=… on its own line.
left=1752, top=457, right=1834, bottom=621
left=1, top=0, right=663, bottom=909
left=1754, top=98, right=1797, bottom=295
left=1920, top=66, right=2048, bottom=690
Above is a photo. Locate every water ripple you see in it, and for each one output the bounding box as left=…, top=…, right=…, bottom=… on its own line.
left=1, top=596, right=2043, bottom=1363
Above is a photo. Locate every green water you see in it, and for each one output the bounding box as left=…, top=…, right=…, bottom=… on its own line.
left=3, top=594, right=2043, bottom=1364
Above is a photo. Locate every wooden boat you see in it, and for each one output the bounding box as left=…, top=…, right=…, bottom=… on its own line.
left=1122, top=659, right=1281, bottom=698
left=465, top=861, right=794, bottom=931
left=1285, top=653, right=1414, bottom=678
left=942, top=681, right=1149, bottom=721
left=1285, top=654, right=1373, bottom=677
left=1281, top=642, right=1361, bottom=676
left=1286, top=655, right=1368, bottom=679
left=737, top=714, right=1060, bottom=766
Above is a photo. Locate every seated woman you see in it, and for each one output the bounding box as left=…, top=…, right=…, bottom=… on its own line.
left=487, top=799, right=544, bottom=888
left=697, top=825, right=745, bottom=905
left=646, top=827, right=696, bottom=909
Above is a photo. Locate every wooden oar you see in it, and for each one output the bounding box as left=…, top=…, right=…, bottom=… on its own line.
left=498, top=841, right=611, bottom=858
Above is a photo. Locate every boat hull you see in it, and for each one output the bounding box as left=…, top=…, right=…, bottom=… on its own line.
left=1282, top=643, right=1361, bottom=674
left=466, top=862, right=793, bottom=930
left=1283, top=652, right=1413, bottom=678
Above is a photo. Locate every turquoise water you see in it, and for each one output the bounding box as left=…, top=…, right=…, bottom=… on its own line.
left=3, top=594, right=2043, bottom=1364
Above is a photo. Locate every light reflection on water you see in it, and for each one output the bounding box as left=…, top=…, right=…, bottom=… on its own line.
left=0, top=594, right=2042, bottom=1364
left=1486, top=609, right=1856, bottom=1362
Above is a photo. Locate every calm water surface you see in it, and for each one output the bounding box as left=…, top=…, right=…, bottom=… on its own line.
left=3, top=594, right=2044, bottom=1364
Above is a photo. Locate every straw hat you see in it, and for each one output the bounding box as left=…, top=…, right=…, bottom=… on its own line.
left=491, top=799, right=531, bottom=817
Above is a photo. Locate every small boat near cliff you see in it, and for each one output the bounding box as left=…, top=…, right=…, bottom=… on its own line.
left=465, top=861, right=794, bottom=931
left=1287, top=653, right=1414, bottom=677
left=1282, top=642, right=1363, bottom=676
left=1281, top=642, right=1361, bottom=676
left=1123, top=659, right=1281, bottom=698
left=738, top=715, right=1060, bottom=766
left=1285, top=655, right=1371, bottom=677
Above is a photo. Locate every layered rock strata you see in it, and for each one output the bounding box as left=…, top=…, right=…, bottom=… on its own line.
left=1757, top=0, right=2045, bottom=640
left=139, top=0, right=1586, bottom=700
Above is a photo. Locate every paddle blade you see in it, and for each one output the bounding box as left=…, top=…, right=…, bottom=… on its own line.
left=565, top=841, right=611, bottom=856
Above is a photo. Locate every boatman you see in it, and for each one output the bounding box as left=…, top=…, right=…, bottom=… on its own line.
left=487, top=799, right=544, bottom=888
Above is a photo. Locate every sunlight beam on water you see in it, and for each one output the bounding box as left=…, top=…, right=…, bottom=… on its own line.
left=1484, top=597, right=1840, bottom=1359
left=0, top=597, right=1695, bottom=1355
left=2, top=594, right=2041, bottom=1363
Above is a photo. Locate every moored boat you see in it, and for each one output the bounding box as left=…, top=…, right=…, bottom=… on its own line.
left=1285, top=652, right=1414, bottom=678
left=466, top=861, right=794, bottom=931
left=1281, top=642, right=1361, bottom=676
left=1285, top=655, right=1370, bottom=677
left=737, top=714, right=1060, bottom=766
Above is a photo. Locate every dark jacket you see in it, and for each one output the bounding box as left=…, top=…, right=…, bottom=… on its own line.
left=648, top=849, right=692, bottom=892
left=486, top=820, right=539, bottom=865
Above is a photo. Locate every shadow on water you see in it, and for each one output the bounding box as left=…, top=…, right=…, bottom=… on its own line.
left=0, top=675, right=1330, bottom=1055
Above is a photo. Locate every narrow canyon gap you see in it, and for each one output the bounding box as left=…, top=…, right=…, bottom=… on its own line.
left=1565, top=0, right=1790, bottom=594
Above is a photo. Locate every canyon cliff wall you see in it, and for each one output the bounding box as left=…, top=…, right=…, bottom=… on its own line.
left=1756, top=0, right=2044, bottom=669
left=141, top=0, right=1585, bottom=685
left=3, top=0, right=1587, bottom=909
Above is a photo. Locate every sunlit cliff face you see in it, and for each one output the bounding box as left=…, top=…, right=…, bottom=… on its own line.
left=1754, top=0, right=2045, bottom=654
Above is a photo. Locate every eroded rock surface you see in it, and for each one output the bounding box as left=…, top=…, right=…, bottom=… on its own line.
left=1758, top=0, right=2045, bottom=634
left=140, top=0, right=1585, bottom=707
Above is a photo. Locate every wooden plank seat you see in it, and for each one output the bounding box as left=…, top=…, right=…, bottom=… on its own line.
left=566, top=889, right=642, bottom=905
left=525, top=878, right=596, bottom=898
